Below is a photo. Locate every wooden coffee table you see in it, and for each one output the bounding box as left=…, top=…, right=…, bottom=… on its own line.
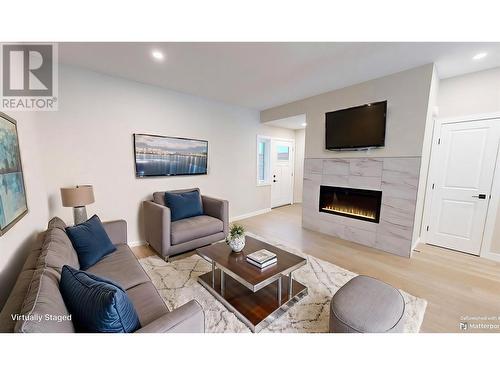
left=197, top=236, right=307, bottom=332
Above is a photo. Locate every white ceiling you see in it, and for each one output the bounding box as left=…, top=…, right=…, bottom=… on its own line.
left=59, top=42, right=500, bottom=110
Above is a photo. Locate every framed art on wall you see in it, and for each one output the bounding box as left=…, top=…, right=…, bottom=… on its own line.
left=0, top=112, right=28, bottom=236
left=134, top=133, right=208, bottom=177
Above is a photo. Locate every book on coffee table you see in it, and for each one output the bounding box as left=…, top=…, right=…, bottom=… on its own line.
left=246, top=249, right=277, bottom=269
left=247, top=257, right=277, bottom=269
left=247, top=249, right=276, bottom=264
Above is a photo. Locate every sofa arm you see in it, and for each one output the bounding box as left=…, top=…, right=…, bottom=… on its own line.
left=143, top=201, right=171, bottom=257
left=135, top=300, right=205, bottom=333
left=103, top=220, right=127, bottom=245
left=202, top=195, right=229, bottom=236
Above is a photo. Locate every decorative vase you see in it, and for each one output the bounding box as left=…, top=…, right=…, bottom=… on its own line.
left=227, top=235, right=245, bottom=252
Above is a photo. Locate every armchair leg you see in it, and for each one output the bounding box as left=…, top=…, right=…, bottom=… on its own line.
left=164, top=255, right=170, bottom=263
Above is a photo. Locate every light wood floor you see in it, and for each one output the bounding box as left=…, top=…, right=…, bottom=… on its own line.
left=132, top=204, right=500, bottom=333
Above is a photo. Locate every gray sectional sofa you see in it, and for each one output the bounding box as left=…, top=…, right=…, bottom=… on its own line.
left=0, top=217, right=205, bottom=333
left=143, top=188, right=229, bottom=260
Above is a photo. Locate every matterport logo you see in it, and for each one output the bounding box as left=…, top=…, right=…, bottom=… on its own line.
left=0, top=43, right=58, bottom=111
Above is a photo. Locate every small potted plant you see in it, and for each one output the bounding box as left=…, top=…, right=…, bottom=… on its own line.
left=226, top=224, right=246, bottom=252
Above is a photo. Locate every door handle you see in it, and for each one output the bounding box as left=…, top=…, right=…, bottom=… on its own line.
left=472, top=194, right=487, bottom=199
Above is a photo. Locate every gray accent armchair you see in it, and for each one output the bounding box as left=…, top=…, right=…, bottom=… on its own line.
left=143, top=188, right=229, bottom=260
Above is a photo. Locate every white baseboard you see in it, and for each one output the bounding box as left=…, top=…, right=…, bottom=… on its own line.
left=128, top=240, right=146, bottom=247
left=411, top=237, right=421, bottom=252
left=482, top=251, right=500, bottom=263
left=230, top=208, right=271, bottom=222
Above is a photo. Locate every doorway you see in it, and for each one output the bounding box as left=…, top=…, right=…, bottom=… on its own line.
left=271, top=139, right=295, bottom=208
left=424, top=115, right=500, bottom=255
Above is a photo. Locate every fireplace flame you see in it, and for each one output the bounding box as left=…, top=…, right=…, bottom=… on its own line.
left=322, top=204, right=376, bottom=220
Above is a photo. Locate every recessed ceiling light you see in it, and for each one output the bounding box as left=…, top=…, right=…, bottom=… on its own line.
left=151, top=50, right=165, bottom=61
left=301, top=122, right=307, bottom=127
left=473, top=52, right=487, bottom=60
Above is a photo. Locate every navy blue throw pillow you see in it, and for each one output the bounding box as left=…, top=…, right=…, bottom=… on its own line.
left=59, top=265, right=141, bottom=333
left=164, top=190, right=203, bottom=221
left=65, top=215, right=116, bottom=270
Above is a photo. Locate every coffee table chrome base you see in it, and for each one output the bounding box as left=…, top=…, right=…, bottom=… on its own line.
left=198, top=270, right=308, bottom=333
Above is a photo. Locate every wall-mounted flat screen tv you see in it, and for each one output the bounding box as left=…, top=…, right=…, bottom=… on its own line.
left=134, top=133, right=208, bottom=177
left=325, top=100, right=387, bottom=150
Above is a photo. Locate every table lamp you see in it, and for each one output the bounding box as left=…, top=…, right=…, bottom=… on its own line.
left=60, top=185, right=95, bottom=225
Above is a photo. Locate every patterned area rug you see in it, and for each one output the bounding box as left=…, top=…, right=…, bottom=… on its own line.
left=139, top=234, right=427, bottom=333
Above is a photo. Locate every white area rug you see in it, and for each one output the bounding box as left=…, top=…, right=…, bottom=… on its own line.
left=139, top=234, right=427, bottom=333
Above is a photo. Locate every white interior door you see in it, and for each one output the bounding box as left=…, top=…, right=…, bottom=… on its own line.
left=427, top=118, right=500, bottom=255
left=271, top=140, right=294, bottom=208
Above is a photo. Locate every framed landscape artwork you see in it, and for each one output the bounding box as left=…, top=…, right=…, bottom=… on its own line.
left=134, top=133, right=208, bottom=177
left=0, top=113, right=28, bottom=236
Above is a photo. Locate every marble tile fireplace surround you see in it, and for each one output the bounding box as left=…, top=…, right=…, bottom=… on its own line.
left=302, top=157, right=421, bottom=257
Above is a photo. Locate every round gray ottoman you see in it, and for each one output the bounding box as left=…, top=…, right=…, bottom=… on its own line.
left=329, top=275, right=405, bottom=333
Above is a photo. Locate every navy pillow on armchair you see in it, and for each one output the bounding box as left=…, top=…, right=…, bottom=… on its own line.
left=59, top=265, right=141, bottom=333
left=164, top=190, right=203, bottom=221
left=65, top=215, right=116, bottom=270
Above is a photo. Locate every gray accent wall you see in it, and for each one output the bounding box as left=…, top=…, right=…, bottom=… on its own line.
left=302, top=157, right=421, bottom=257
left=261, top=64, right=436, bottom=258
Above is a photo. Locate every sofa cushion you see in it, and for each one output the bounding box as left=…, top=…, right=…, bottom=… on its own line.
left=38, top=226, right=80, bottom=272
left=171, top=215, right=224, bottom=245
left=126, top=282, right=169, bottom=327
left=165, top=190, right=203, bottom=222
left=48, top=216, right=67, bottom=231
left=86, top=244, right=150, bottom=290
left=66, top=215, right=116, bottom=270
left=59, top=266, right=141, bottom=333
left=14, top=267, right=75, bottom=333
left=0, top=268, right=36, bottom=333
left=0, top=246, right=45, bottom=333
left=22, top=247, right=42, bottom=271
left=102, top=220, right=127, bottom=245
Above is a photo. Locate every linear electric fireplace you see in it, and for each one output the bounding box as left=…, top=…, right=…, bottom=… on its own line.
left=319, top=185, right=382, bottom=223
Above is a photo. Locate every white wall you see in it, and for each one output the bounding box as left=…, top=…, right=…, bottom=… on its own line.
left=0, top=64, right=297, bottom=309
left=261, top=64, right=435, bottom=160
left=438, top=67, right=500, bottom=119
left=437, top=67, right=500, bottom=254
left=0, top=112, right=49, bottom=308
left=293, top=128, right=305, bottom=203
left=32, top=65, right=294, bottom=245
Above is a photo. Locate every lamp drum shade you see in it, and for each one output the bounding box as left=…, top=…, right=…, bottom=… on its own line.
left=61, top=186, right=95, bottom=208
